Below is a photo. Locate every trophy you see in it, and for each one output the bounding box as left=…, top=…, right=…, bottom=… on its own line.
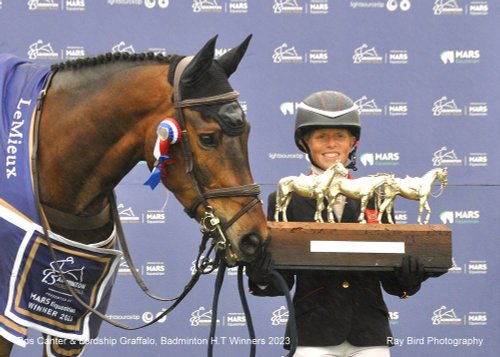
left=269, top=167, right=451, bottom=274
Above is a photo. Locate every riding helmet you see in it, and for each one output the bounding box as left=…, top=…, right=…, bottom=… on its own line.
left=294, top=90, right=361, bottom=169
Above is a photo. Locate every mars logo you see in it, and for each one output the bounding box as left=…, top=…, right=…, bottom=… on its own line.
left=467, top=312, right=487, bottom=326
left=64, top=46, right=86, bottom=60
left=225, top=312, right=247, bottom=327
left=468, top=2, right=488, bottom=15
left=439, top=210, right=480, bottom=224
left=229, top=0, right=248, bottom=13
left=467, top=102, right=488, bottom=116
left=271, top=306, right=288, bottom=326
left=66, top=0, right=86, bottom=10
left=440, top=50, right=480, bottom=64
left=467, top=260, right=487, bottom=274
left=145, top=262, right=166, bottom=276
left=388, top=50, right=409, bottom=64
left=308, top=49, right=328, bottom=64
left=467, top=153, right=488, bottom=167
left=360, top=152, right=400, bottom=166
left=309, top=0, right=329, bottom=14
left=388, top=102, right=408, bottom=116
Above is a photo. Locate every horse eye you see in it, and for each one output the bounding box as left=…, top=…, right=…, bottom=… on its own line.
left=198, top=134, right=218, bottom=147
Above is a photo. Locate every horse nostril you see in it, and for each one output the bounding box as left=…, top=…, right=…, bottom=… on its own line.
left=239, top=233, right=262, bottom=257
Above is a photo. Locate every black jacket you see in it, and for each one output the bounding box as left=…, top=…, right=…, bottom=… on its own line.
left=249, top=192, right=422, bottom=348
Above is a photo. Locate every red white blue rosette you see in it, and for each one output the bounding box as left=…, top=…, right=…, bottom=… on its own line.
left=144, top=118, right=182, bottom=189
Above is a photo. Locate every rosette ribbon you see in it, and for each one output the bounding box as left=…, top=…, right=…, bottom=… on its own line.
left=144, top=118, right=182, bottom=190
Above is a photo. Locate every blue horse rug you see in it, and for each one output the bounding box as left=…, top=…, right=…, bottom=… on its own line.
left=0, top=54, right=122, bottom=357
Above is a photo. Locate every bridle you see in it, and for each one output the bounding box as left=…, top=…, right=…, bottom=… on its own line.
left=171, top=55, right=263, bottom=268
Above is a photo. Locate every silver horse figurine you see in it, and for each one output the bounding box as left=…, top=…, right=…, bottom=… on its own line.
left=325, top=173, right=394, bottom=224
left=274, top=161, right=348, bottom=222
left=377, top=167, right=448, bottom=224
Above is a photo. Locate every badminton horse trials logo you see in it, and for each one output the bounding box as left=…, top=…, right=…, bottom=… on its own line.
left=41, top=257, right=87, bottom=290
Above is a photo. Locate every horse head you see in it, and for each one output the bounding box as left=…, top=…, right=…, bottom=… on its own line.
left=37, top=35, right=267, bottom=267
left=156, top=35, right=267, bottom=265
left=436, top=167, right=448, bottom=188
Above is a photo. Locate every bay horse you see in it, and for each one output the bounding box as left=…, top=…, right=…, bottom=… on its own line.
left=274, top=162, right=348, bottom=223
left=377, top=168, right=448, bottom=224
left=325, top=173, right=394, bottom=223
left=0, top=35, right=268, bottom=357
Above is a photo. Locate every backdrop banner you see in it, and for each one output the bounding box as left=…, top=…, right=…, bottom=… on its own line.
left=0, top=1, right=497, bottom=356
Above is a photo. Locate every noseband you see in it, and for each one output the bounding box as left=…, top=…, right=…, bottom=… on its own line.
left=172, top=56, right=262, bottom=267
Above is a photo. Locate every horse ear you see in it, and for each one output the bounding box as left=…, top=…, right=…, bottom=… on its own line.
left=181, top=35, right=218, bottom=85
left=217, top=34, right=252, bottom=78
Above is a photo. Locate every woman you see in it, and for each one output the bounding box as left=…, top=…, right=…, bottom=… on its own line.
left=247, top=91, right=426, bottom=357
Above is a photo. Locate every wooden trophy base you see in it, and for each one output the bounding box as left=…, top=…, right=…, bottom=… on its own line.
left=267, top=222, right=452, bottom=275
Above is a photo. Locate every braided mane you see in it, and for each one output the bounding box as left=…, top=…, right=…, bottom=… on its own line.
left=51, top=51, right=179, bottom=71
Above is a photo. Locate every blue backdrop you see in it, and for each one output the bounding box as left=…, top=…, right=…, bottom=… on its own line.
left=1, top=1, right=498, bottom=356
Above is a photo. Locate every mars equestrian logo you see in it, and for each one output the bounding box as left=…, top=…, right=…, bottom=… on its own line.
left=439, top=210, right=480, bottom=224
left=64, top=46, right=86, bottom=60
left=467, top=260, right=488, bottom=274
left=359, top=152, right=400, bottom=167
left=440, top=50, right=480, bottom=64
